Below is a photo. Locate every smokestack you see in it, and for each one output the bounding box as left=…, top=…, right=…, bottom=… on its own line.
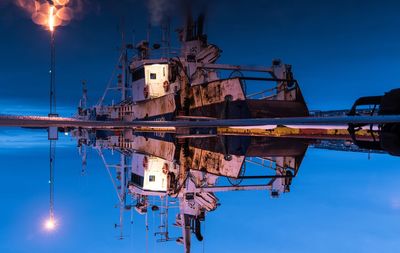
left=197, top=13, right=204, bottom=36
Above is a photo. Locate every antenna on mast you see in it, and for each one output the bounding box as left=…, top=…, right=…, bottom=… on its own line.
left=161, top=17, right=171, bottom=58
left=132, top=29, right=136, bottom=49
left=80, top=80, right=88, bottom=109
left=146, top=17, right=151, bottom=43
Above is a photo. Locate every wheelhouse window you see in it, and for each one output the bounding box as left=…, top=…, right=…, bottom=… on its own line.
left=150, top=73, right=157, bottom=80
left=131, top=173, right=144, bottom=187
left=132, top=67, right=145, bottom=81
left=149, top=175, right=156, bottom=182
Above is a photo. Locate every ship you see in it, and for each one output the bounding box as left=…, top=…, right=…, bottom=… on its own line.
left=76, top=13, right=309, bottom=127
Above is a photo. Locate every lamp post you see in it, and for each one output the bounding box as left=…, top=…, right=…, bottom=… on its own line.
left=46, top=3, right=58, bottom=231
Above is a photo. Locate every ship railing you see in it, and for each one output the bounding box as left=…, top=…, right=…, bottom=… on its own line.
left=247, top=156, right=295, bottom=171
left=245, top=157, right=280, bottom=171
left=236, top=76, right=298, bottom=99
left=150, top=196, right=181, bottom=243
left=130, top=47, right=181, bottom=61
left=246, top=86, right=278, bottom=99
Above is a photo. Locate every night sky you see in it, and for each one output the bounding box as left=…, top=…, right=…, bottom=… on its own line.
left=1, top=1, right=400, bottom=253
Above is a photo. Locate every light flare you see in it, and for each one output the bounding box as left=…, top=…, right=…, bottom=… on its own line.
left=44, top=217, right=57, bottom=231
left=14, top=0, right=82, bottom=30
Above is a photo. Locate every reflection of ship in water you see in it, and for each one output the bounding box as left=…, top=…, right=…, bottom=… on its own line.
left=72, top=126, right=393, bottom=253
left=73, top=129, right=308, bottom=252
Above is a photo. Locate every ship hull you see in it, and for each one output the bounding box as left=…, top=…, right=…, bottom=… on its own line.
left=125, top=77, right=308, bottom=121
left=189, top=99, right=309, bottom=119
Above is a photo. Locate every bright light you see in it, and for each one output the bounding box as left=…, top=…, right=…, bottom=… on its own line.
left=48, top=6, right=55, bottom=32
left=44, top=218, right=56, bottom=231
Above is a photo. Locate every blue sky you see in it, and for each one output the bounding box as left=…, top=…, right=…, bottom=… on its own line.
left=1, top=0, right=400, bottom=252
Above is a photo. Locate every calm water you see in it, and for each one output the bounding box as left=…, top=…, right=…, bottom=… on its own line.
left=0, top=128, right=399, bottom=253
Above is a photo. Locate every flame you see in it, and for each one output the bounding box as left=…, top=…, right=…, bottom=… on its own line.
left=49, top=5, right=55, bottom=32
